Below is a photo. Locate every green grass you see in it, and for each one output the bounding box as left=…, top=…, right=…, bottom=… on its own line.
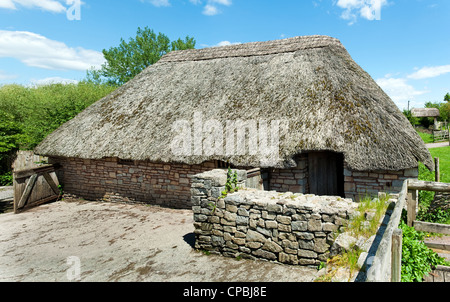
left=417, top=146, right=450, bottom=225
left=417, top=131, right=434, bottom=144
left=429, top=146, right=450, bottom=183
left=316, top=195, right=391, bottom=281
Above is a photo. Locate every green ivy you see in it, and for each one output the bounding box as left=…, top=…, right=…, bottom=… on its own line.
left=400, top=220, right=450, bottom=282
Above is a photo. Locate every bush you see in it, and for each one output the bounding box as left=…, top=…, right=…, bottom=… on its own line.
left=400, top=220, right=449, bottom=282
left=0, top=82, right=116, bottom=183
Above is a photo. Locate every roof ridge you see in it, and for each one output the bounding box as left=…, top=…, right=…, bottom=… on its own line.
left=158, top=35, right=345, bottom=63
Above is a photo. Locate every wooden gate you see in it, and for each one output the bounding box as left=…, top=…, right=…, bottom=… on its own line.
left=13, top=164, right=61, bottom=213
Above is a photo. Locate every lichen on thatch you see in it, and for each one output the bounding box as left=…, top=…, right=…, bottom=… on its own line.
left=34, top=35, right=433, bottom=171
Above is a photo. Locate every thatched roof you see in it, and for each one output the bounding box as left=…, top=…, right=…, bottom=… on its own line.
left=35, top=35, right=433, bottom=171
left=411, top=108, right=440, bottom=118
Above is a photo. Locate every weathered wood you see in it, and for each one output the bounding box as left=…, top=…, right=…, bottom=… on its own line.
left=413, top=221, right=450, bottom=235
left=13, top=164, right=59, bottom=180
left=408, top=180, right=450, bottom=193
left=16, top=174, right=38, bottom=211
left=391, top=228, right=403, bottom=282
left=42, top=172, right=60, bottom=195
left=308, top=152, right=344, bottom=197
left=13, top=164, right=60, bottom=214
left=435, top=158, right=440, bottom=182
left=15, top=195, right=59, bottom=213
left=407, top=189, right=417, bottom=227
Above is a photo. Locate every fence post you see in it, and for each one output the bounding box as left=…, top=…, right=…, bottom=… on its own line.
left=435, top=157, right=440, bottom=183
left=391, top=228, right=403, bottom=282
left=407, top=189, right=417, bottom=227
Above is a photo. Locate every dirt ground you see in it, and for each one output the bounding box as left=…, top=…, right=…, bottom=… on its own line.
left=0, top=198, right=320, bottom=282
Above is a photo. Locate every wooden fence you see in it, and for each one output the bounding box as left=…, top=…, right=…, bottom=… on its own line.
left=388, top=178, right=450, bottom=282
left=432, top=129, right=450, bottom=143
left=13, top=164, right=61, bottom=213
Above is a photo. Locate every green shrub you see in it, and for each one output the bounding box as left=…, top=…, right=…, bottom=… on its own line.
left=400, top=220, right=450, bottom=282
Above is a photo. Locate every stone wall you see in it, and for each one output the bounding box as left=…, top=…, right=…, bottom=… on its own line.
left=269, top=154, right=308, bottom=193
left=266, top=154, right=417, bottom=201
left=191, top=169, right=358, bottom=267
left=343, top=165, right=418, bottom=201
left=48, top=156, right=216, bottom=209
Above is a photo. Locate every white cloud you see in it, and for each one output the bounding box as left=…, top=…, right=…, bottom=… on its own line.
left=376, top=76, right=428, bottom=109
left=144, top=0, right=170, bottom=7
left=142, top=0, right=231, bottom=15
left=0, top=0, right=16, bottom=9
left=336, top=0, right=388, bottom=24
left=30, top=77, right=79, bottom=86
left=203, top=4, right=219, bottom=15
left=0, top=0, right=67, bottom=12
left=209, top=0, right=231, bottom=5
left=215, top=41, right=241, bottom=47
left=0, top=30, right=105, bottom=71
left=407, top=65, right=450, bottom=80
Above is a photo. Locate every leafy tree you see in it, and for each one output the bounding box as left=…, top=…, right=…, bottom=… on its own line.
left=444, top=93, right=450, bottom=102
left=86, top=27, right=196, bottom=86
left=0, top=110, right=23, bottom=185
left=402, top=109, right=419, bottom=126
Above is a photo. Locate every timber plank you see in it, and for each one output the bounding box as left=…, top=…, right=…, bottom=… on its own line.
left=413, top=221, right=450, bottom=235
left=16, top=174, right=37, bottom=211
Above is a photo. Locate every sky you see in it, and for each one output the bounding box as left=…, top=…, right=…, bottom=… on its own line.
left=0, top=0, right=449, bottom=111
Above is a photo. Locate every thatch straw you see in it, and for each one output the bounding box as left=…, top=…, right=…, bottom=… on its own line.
left=35, top=35, right=433, bottom=171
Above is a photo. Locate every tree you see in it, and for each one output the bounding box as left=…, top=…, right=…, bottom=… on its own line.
left=86, top=27, right=196, bottom=86
left=444, top=93, right=450, bottom=102
left=403, top=109, right=419, bottom=127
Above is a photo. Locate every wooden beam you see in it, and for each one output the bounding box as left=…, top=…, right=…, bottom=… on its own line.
left=42, top=172, right=60, bottom=195
left=407, top=189, right=417, bottom=227
left=391, top=228, right=403, bottom=282
left=15, top=174, right=37, bottom=211
left=435, top=158, right=440, bottom=182
left=413, top=221, right=450, bottom=235
left=408, top=180, right=450, bottom=193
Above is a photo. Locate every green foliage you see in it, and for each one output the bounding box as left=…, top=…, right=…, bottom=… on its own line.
left=417, top=150, right=450, bottom=224
left=400, top=220, right=449, bottom=282
left=403, top=109, right=419, bottom=126
left=86, top=27, right=195, bottom=86
left=220, top=167, right=239, bottom=199
left=444, top=93, right=450, bottom=103
left=0, top=171, right=12, bottom=186
left=429, top=147, right=450, bottom=183
left=0, top=82, right=116, bottom=185
left=0, top=82, right=116, bottom=150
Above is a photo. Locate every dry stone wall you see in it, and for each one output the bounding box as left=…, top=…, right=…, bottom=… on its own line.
left=192, top=169, right=358, bottom=267
left=48, top=156, right=216, bottom=209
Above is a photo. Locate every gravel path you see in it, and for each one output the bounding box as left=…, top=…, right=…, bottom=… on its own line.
left=0, top=199, right=319, bottom=282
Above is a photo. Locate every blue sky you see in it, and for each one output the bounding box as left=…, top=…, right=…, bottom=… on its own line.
left=0, top=0, right=449, bottom=111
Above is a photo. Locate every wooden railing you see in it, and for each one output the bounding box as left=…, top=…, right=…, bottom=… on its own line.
left=406, top=179, right=450, bottom=235
left=389, top=178, right=450, bottom=282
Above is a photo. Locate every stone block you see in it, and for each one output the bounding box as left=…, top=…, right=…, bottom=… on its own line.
left=291, top=221, right=308, bottom=231
left=277, top=215, right=292, bottom=225
left=279, top=252, right=298, bottom=265
left=298, top=249, right=318, bottom=259
left=252, top=249, right=277, bottom=261
left=308, top=219, right=322, bottom=232
left=265, top=220, right=278, bottom=229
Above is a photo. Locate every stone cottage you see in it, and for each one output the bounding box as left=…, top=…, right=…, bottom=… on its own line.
left=34, top=35, right=433, bottom=208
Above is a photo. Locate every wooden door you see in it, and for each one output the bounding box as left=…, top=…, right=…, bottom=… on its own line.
left=308, top=152, right=344, bottom=197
